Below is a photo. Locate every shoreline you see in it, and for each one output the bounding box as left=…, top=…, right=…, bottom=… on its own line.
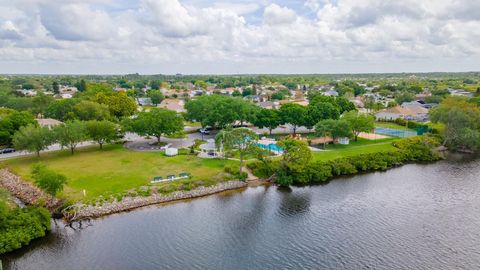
left=62, top=181, right=249, bottom=222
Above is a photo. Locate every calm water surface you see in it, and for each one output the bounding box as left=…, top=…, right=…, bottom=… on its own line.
left=2, top=158, right=480, bottom=270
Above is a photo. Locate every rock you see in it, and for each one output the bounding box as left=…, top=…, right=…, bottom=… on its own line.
left=65, top=181, right=247, bottom=221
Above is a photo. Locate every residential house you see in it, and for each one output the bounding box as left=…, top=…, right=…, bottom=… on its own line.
left=448, top=88, right=474, bottom=98
left=257, top=101, right=279, bottom=110
left=36, top=118, right=63, bottom=128
left=159, top=99, right=185, bottom=113
left=375, top=105, right=429, bottom=121
left=17, top=89, right=37, bottom=97
left=137, top=97, right=153, bottom=106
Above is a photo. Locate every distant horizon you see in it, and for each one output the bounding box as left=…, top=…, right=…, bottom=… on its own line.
left=1, top=70, right=480, bottom=77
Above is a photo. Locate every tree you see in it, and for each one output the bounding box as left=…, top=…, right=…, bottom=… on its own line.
left=342, top=110, right=375, bottom=141
left=125, top=108, right=183, bottom=143
left=13, top=124, right=54, bottom=157
left=233, top=99, right=259, bottom=126
left=73, top=100, right=110, bottom=121
left=215, top=128, right=258, bottom=175
left=0, top=109, right=36, bottom=146
left=45, top=99, right=79, bottom=121
left=52, top=82, right=60, bottom=94
left=276, top=139, right=312, bottom=186
left=31, top=93, right=55, bottom=115
left=150, top=80, right=161, bottom=90
left=54, top=121, right=88, bottom=154
left=76, top=79, right=87, bottom=92
left=85, top=120, right=118, bottom=149
left=430, top=97, right=480, bottom=152
left=279, top=103, right=307, bottom=134
left=336, top=97, right=356, bottom=114
left=31, top=163, right=67, bottom=196
left=232, top=90, right=241, bottom=97
left=315, top=119, right=352, bottom=144
left=253, top=109, right=281, bottom=135
left=305, top=102, right=339, bottom=128
left=147, top=90, right=165, bottom=105
left=395, top=92, right=415, bottom=104
left=94, top=92, right=137, bottom=118
left=185, top=95, right=253, bottom=128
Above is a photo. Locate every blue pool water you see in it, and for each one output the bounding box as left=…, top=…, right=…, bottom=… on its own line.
left=255, top=143, right=283, bottom=153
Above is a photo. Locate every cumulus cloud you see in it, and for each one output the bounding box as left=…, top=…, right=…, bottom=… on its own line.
left=263, top=4, right=297, bottom=25
left=0, top=0, right=479, bottom=73
left=38, top=3, right=115, bottom=41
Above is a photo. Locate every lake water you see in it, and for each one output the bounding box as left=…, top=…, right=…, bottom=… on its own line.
left=2, top=157, right=480, bottom=270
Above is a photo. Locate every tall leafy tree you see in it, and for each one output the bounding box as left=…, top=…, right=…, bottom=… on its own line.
left=147, top=90, right=165, bottom=105
left=73, top=100, right=110, bottom=121
left=45, top=99, right=79, bottom=121
left=94, top=92, right=137, bottom=118
left=279, top=103, right=307, bottom=134
left=253, top=109, right=281, bottom=135
left=125, top=108, right=183, bottom=143
left=342, top=110, right=375, bottom=141
left=0, top=109, right=36, bottom=146
left=85, top=120, right=118, bottom=149
left=430, top=97, right=480, bottom=152
left=54, top=121, right=88, bottom=154
left=13, top=124, right=55, bottom=157
left=305, top=102, right=340, bottom=128
left=276, top=139, right=312, bottom=186
left=315, top=119, right=352, bottom=144
left=215, top=128, right=258, bottom=175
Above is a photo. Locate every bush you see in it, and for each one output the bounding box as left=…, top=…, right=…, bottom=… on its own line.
left=31, top=163, right=67, bottom=196
left=248, top=136, right=442, bottom=186
left=224, top=165, right=248, bottom=181
left=0, top=202, right=51, bottom=254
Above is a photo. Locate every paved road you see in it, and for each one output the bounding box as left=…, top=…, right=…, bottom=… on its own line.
left=0, top=141, right=95, bottom=160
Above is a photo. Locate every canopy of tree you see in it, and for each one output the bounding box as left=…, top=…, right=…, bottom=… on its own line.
left=430, top=97, right=480, bottom=152
left=0, top=108, right=36, bottom=146
left=0, top=201, right=50, bottom=254
left=185, top=95, right=258, bottom=128
left=125, top=108, right=183, bottom=143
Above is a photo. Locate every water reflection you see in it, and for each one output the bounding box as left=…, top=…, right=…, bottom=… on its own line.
left=3, top=159, right=480, bottom=270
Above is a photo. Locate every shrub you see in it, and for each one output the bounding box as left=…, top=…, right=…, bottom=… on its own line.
left=0, top=202, right=51, bottom=254
left=248, top=136, right=442, bottom=186
left=31, top=163, right=68, bottom=196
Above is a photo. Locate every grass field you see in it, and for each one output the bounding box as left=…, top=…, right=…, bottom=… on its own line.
left=0, top=144, right=235, bottom=203
left=312, top=138, right=399, bottom=161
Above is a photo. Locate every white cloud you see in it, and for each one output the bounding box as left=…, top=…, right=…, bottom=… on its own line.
left=0, top=0, right=479, bottom=74
left=263, top=4, right=297, bottom=25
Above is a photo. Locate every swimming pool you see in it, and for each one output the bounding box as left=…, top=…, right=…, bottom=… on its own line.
left=255, top=142, right=284, bottom=154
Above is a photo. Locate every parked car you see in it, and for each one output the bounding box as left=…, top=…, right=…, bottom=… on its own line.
left=0, top=148, right=16, bottom=154
left=199, top=128, right=210, bottom=135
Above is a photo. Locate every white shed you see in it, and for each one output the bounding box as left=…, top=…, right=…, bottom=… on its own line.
left=165, top=148, right=178, bottom=156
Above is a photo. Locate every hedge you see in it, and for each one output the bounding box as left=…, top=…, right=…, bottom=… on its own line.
left=248, top=136, right=442, bottom=186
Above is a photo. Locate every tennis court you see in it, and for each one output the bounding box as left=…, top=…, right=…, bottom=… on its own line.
left=374, top=127, right=417, bottom=138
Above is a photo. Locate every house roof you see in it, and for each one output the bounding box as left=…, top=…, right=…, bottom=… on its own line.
left=159, top=99, right=185, bottom=112
left=380, top=105, right=428, bottom=115
left=36, top=118, right=63, bottom=127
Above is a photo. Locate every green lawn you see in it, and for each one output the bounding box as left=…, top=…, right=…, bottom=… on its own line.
left=312, top=138, right=399, bottom=161
left=0, top=144, right=235, bottom=203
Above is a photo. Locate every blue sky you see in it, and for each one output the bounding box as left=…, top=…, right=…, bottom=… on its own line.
left=0, top=0, right=479, bottom=74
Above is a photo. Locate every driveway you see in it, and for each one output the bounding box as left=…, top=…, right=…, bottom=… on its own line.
left=124, top=132, right=215, bottom=151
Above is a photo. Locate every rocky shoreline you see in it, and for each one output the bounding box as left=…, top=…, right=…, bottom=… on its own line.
left=0, top=169, right=60, bottom=211
left=0, top=168, right=251, bottom=222
left=63, top=181, right=248, bottom=222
